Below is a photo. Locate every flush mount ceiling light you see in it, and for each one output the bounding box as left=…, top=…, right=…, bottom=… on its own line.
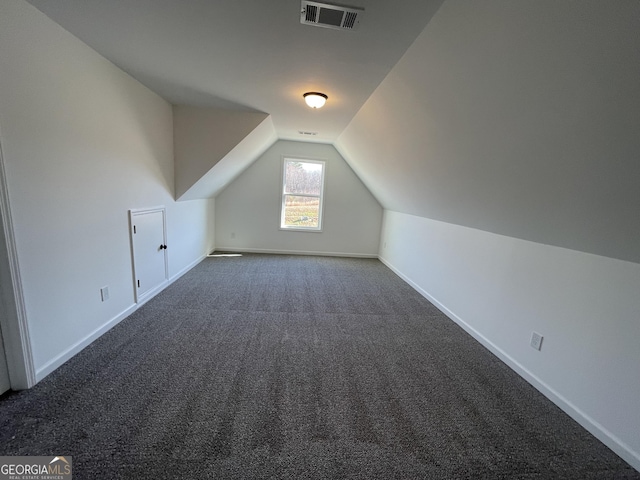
left=303, top=92, right=328, bottom=109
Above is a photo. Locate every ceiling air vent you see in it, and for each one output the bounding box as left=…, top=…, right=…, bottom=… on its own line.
left=301, top=1, right=364, bottom=31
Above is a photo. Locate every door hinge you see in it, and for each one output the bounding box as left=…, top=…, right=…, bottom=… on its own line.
left=133, top=225, right=137, bottom=234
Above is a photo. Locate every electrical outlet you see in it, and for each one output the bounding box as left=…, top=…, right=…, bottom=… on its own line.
left=530, top=332, right=543, bottom=351
left=100, top=286, right=110, bottom=302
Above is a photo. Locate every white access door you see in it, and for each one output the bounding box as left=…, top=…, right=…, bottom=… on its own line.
left=130, top=207, right=168, bottom=302
left=0, top=328, right=10, bottom=395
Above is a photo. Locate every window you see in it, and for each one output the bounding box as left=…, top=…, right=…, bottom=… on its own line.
left=280, top=158, right=325, bottom=231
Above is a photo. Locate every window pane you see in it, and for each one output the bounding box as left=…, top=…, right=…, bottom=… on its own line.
left=284, top=161, right=323, bottom=195
left=283, top=195, right=320, bottom=228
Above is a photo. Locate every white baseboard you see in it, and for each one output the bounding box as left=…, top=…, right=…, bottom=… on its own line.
left=170, top=253, right=207, bottom=283
left=35, top=253, right=207, bottom=382
left=213, top=246, right=377, bottom=258
left=35, top=303, right=138, bottom=382
left=379, top=254, right=640, bottom=473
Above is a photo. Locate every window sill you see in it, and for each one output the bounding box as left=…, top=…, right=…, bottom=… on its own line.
left=279, top=226, right=323, bottom=233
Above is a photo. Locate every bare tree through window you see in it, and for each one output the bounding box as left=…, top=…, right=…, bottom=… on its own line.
left=281, top=159, right=325, bottom=230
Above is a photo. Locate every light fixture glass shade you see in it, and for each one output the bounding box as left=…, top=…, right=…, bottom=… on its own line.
left=303, top=92, right=328, bottom=109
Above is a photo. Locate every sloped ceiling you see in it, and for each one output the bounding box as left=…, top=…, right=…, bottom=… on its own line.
left=336, top=0, right=640, bottom=264
left=174, top=108, right=277, bottom=200
left=24, top=0, right=444, bottom=144
left=20, top=0, right=640, bottom=263
left=23, top=0, right=444, bottom=201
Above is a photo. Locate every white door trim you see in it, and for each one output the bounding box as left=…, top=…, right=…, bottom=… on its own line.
left=0, top=131, right=36, bottom=390
left=129, top=206, right=169, bottom=303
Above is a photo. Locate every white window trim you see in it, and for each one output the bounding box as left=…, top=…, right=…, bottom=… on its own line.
left=280, top=157, right=326, bottom=232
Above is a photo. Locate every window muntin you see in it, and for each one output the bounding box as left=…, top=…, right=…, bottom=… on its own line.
left=280, top=159, right=325, bottom=231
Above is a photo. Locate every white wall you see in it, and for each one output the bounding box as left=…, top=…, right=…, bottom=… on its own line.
left=0, top=0, right=215, bottom=381
left=215, top=140, right=382, bottom=257
left=379, top=210, right=640, bottom=470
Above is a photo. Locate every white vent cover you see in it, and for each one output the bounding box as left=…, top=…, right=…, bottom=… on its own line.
left=301, top=1, right=364, bottom=31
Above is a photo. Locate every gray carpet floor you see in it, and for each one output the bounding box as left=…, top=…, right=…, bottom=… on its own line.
left=1, top=254, right=638, bottom=479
